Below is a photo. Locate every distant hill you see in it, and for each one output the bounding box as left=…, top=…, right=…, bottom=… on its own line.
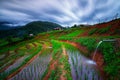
left=23, top=21, right=62, bottom=34
left=0, top=21, right=62, bottom=38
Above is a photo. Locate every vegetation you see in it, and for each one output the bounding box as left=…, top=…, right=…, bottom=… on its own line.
left=49, top=70, right=58, bottom=80
left=0, top=41, right=42, bottom=80
left=50, top=40, right=72, bottom=80
left=89, top=25, right=112, bottom=35
left=10, top=48, right=51, bottom=80
left=76, top=37, right=96, bottom=52
left=59, top=55, right=72, bottom=80
left=89, top=28, right=98, bottom=35
left=98, top=25, right=112, bottom=34
left=0, top=21, right=62, bottom=38
left=99, top=42, right=120, bottom=80
left=0, top=18, right=120, bottom=80
left=0, top=39, right=8, bottom=47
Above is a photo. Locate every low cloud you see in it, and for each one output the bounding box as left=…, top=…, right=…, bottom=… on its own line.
left=0, top=0, right=120, bottom=26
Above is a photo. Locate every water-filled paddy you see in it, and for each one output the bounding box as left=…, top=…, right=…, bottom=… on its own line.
left=67, top=50, right=102, bottom=80
left=10, top=49, right=51, bottom=80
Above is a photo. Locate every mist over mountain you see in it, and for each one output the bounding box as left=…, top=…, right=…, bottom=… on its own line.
left=0, top=21, right=15, bottom=30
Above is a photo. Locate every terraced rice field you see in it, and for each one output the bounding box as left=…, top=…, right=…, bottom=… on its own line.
left=10, top=49, right=51, bottom=80
left=67, top=50, right=102, bottom=80
left=1, top=18, right=120, bottom=80
left=0, top=41, right=42, bottom=80
left=0, top=56, right=28, bottom=78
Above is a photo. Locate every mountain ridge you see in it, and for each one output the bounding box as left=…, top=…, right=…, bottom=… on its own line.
left=0, top=21, right=62, bottom=38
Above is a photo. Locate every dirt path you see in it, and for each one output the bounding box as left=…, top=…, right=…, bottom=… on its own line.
left=43, top=45, right=69, bottom=80
left=60, top=40, right=88, bottom=54
left=60, top=65, right=66, bottom=80
left=62, top=46, right=67, bottom=56
left=6, top=47, right=44, bottom=80
left=60, top=46, right=67, bottom=80
left=43, top=55, right=59, bottom=80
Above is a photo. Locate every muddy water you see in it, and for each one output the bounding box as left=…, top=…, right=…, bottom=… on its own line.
left=9, top=49, right=51, bottom=80
left=67, top=50, right=102, bottom=80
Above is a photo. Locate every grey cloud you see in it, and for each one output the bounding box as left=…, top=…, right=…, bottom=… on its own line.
left=0, top=0, right=120, bottom=26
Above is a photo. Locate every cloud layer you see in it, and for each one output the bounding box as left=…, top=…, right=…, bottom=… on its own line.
left=0, top=0, right=120, bottom=26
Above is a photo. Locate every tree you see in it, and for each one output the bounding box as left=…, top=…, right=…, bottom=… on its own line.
left=72, top=24, right=77, bottom=28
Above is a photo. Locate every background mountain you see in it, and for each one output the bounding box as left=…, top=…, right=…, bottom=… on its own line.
left=0, top=21, right=17, bottom=30
left=0, top=21, right=62, bottom=38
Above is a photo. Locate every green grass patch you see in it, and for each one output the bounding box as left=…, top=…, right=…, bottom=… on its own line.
left=51, top=40, right=62, bottom=59
left=58, top=37, right=74, bottom=41
left=75, top=37, right=96, bottom=52
left=65, top=30, right=84, bottom=37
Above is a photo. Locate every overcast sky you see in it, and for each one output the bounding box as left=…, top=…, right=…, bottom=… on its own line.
left=0, top=0, right=120, bottom=27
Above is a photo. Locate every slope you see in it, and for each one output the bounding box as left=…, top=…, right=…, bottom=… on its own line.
left=0, top=21, right=62, bottom=38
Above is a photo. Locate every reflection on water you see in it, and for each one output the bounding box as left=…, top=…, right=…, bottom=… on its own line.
left=67, top=50, right=102, bottom=80
left=10, top=49, right=51, bottom=80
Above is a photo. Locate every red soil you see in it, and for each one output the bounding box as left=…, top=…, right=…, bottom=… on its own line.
left=91, top=51, right=106, bottom=79
left=92, top=19, right=120, bottom=28
left=78, top=31, right=89, bottom=37
left=43, top=46, right=68, bottom=80
left=43, top=57, right=58, bottom=80
left=77, top=19, right=120, bottom=37
left=60, top=40, right=88, bottom=54
left=91, top=19, right=120, bottom=35
left=43, top=61, right=58, bottom=80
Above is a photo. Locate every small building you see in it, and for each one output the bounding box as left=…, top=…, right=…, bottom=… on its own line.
left=54, top=27, right=62, bottom=30
left=29, top=33, right=34, bottom=37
